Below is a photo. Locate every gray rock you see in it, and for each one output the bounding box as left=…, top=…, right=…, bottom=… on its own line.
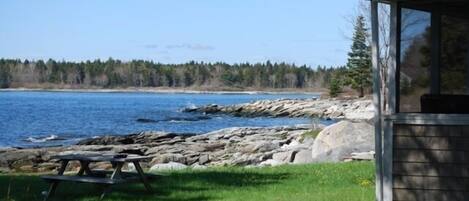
left=293, top=150, right=313, bottom=164
left=199, top=154, right=210, bottom=165
left=0, top=119, right=372, bottom=173
left=311, top=121, right=374, bottom=162
left=281, top=139, right=313, bottom=152
left=0, top=167, right=10, bottom=173
left=151, top=153, right=186, bottom=165
left=0, top=149, right=40, bottom=168
left=272, top=151, right=296, bottom=163
left=252, top=141, right=280, bottom=153
left=350, top=151, right=375, bottom=160
left=184, top=153, right=200, bottom=165
left=201, top=143, right=225, bottom=152
left=37, top=162, right=59, bottom=172
left=259, top=159, right=284, bottom=166
left=229, top=153, right=263, bottom=166
left=77, top=132, right=186, bottom=145
left=149, top=162, right=188, bottom=172
left=77, top=135, right=135, bottom=145
left=184, top=98, right=373, bottom=120
left=191, top=164, right=208, bottom=170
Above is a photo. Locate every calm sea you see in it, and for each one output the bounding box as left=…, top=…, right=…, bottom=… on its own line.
left=0, top=91, right=330, bottom=147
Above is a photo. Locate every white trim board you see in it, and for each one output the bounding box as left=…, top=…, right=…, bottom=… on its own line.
left=384, top=113, right=469, bottom=125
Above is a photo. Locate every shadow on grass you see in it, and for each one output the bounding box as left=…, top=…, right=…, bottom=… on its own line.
left=0, top=170, right=291, bottom=201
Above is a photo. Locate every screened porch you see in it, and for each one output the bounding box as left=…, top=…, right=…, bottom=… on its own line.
left=371, top=1, right=469, bottom=201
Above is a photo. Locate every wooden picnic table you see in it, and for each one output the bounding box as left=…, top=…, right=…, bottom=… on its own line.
left=41, top=154, right=154, bottom=201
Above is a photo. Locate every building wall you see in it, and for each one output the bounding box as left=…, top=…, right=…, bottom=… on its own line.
left=393, top=124, right=469, bottom=201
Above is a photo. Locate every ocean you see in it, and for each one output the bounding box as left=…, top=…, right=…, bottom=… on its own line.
left=0, top=91, right=331, bottom=147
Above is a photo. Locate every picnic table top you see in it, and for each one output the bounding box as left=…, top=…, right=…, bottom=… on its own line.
left=52, top=154, right=153, bottom=162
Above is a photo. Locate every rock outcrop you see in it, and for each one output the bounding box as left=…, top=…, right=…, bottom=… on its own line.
left=0, top=120, right=375, bottom=173
left=184, top=98, right=373, bottom=120
left=311, top=121, right=374, bottom=162
left=0, top=125, right=317, bottom=173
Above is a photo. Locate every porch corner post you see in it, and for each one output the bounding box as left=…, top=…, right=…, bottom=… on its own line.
left=370, top=1, right=383, bottom=201
left=383, top=1, right=399, bottom=201
left=387, top=2, right=398, bottom=115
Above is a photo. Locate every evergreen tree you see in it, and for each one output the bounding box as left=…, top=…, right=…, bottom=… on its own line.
left=35, top=60, right=48, bottom=83
left=0, top=65, right=11, bottom=88
left=47, top=59, right=61, bottom=83
left=346, top=15, right=372, bottom=97
left=328, top=77, right=341, bottom=97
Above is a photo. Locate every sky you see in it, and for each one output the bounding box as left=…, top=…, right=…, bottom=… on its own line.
left=0, top=0, right=358, bottom=67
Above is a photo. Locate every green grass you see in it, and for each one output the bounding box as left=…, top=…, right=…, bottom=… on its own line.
left=0, top=162, right=375, bottom=201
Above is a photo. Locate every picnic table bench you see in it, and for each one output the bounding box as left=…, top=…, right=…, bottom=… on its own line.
left=41, top=154, right=154, bottom=201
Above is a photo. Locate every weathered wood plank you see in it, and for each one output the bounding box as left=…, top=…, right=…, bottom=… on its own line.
left=393, top=149, right=469, bottom=163
left=52, top=155, right=152, bottom=163
left=393, top=189, right=469, bottom=201
left=393, top=162, right=469, bottom=177
left=393, top=175, right=469, bottom=191
left=394, top=136, right=469, bottom=151
left=91, top=170, right=160, bottom=180
left=394, top=124, right=465, bottom=137
left=41, top=175, right=139, bottom=184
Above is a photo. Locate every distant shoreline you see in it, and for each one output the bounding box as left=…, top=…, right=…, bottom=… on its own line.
left=0, top=87, right=323, bottom=95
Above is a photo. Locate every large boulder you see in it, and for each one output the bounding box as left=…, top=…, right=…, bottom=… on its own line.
left=311, top=121, right=374, bottom=162
left=293, top=149, right=313, bottom=164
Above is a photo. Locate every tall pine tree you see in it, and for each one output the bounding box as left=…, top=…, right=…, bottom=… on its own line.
left=346, top=15, right=372, bottom=97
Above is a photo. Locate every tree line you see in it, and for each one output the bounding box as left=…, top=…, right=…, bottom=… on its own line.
left=0, top=58, right=345, bottom=90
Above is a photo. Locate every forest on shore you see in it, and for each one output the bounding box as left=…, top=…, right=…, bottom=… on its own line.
left=0, top=58, right=345, bottom=91
left=0, top=16, right=376, bottom=96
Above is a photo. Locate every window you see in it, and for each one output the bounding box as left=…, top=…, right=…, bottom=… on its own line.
left=440, top=15, right=469, bottom=95
left=399, top=8, right=431, bottom=113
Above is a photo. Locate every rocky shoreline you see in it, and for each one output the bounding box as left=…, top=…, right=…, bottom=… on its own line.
left=183, top=98, right=373, bottom=120
left=0, top=121, right=374, bottom=173
left=0, top=97, right=375, bottom=173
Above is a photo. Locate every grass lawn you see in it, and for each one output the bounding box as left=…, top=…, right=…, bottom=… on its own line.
left=0, top=162, right=374, bottom=201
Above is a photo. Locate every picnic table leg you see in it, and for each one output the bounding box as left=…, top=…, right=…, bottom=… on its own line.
left=44, top=160, right=69, bottom=201
left=100, top=185, right=112, bottom=200
left=133, top=161, right=152, bottom=192
left=99, top=162, right=124, bottom=200
left=110, top=162, right=123, bottom=179
left=77, top=160, right=94, bottom=176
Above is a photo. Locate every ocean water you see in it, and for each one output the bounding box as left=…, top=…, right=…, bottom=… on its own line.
left=0, top=91, right=330, bottom=147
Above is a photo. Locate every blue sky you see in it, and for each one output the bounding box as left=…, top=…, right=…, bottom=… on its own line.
left=0, top=0, right=358, bottom=67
